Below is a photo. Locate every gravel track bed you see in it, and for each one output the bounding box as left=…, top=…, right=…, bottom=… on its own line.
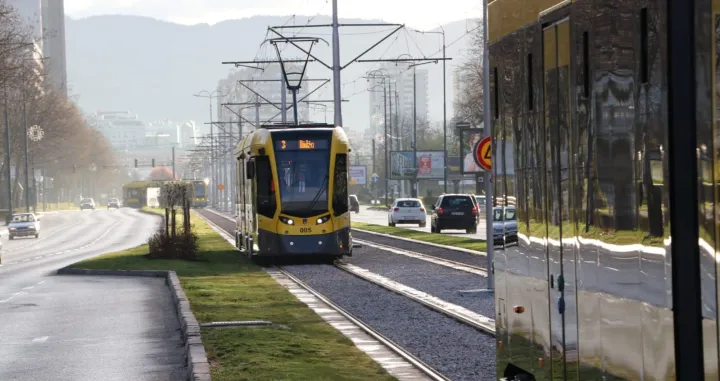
left=347, top=246, right=495, bottom=318
left=282, top=264, right=496, bottom=381
left=351, top=229, right=488, bottom=267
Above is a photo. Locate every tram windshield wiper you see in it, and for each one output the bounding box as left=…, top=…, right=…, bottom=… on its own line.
left=306, top=174, right=329, bottom=213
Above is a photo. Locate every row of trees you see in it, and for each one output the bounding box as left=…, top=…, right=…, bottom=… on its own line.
left=0, top=1, right=123, bottom=209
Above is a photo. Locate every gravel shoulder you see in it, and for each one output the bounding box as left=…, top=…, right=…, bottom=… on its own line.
left=352, top=229, right=488, bottom=268
left=346, top=246, right=495, bottom=319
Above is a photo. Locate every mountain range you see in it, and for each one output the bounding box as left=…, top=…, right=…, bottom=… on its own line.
left=65, top=14, right=479, bottom=133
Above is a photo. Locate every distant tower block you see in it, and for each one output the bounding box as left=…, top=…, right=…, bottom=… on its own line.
left=42, top=0, right=68, bottom=94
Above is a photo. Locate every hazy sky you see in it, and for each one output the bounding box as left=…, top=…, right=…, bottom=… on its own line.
left=65, top=0, right=481, bottom=29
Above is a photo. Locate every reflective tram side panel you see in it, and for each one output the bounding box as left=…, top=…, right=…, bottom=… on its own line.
left=491, top=0, right=687, bottom=379
left=700, top=0, right=720, bottom=378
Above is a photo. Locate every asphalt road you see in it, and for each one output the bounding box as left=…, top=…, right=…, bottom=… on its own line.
left=0, top=208, right=186, bottom=381
left=352, top=205, right=488, bottom=240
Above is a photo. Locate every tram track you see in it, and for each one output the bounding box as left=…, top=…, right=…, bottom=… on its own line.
left=275, top=266, right=452, bottom=381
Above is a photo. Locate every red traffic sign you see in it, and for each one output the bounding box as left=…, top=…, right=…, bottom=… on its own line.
left=473, top=136, right=492, bottom=171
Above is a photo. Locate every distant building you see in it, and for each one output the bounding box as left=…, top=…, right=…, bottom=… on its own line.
left=41, top=0, right=67, bottom=94
left=178, top=121, right=198, bottom=149
left=368, top=63, right=429, bottom=139
left=90, top=111, right=146, bottom=150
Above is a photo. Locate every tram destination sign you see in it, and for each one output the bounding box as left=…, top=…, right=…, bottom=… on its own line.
left=276, top=139, right=329, bottom=151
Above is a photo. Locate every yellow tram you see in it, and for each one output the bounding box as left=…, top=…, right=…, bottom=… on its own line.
left=234, top=123, right=353, bottom=261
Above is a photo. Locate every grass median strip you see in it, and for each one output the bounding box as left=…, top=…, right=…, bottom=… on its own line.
left=352, top=221, right=487, bottom=252
left=72, top=210, right=396, bottom=381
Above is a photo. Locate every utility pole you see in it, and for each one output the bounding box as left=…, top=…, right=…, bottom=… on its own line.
left=412, top=65, right=418, bottom=198
left=413, top=28, right=448, bottom=193
left=23, top=91, right=30, bottom=212
left=4, top=88, right=12, bottom=218
left=440, top=31, right=448, bottom=193
left=281, top=74, right=287, bottom=123
left=172, top=146, right=176, bottom=179
left=255, top=95, right=260, bottom=127
left=332, top=0, right=342, bottom=126
left=386, top=82, right=391, bottom=204
left=483, top=1, right=494, bottom=290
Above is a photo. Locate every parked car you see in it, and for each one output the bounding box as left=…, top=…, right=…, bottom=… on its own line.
left=388, top=198, right=426, bottom=227
left=107, top=198, right=121, bottom=209
left=492, top=206, right=518, bottom=246
left=80, top=198, right=95, bottom=210
left=8, top=213, right=40, bottom=239
left=475, top=195, right=487, bottom=215
left=430, top=194, right=478, bottom=234
left=349, top=195, right=360, bottom=213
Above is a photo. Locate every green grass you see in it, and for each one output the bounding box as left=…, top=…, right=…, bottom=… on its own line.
left=72, top=209, right=396, bottom=381
left=352, top=221, right=487, bottom=252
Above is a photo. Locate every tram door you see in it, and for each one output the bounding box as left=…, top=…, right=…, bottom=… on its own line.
left=543, top=18, right=580, bottom=380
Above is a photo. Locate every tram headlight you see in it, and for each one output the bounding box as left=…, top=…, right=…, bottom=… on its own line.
left=280, top=216, right=295, bottom=225
left=316, top=215, right=330, bottom=225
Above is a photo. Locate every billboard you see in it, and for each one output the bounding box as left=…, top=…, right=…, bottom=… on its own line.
left=390, top=151, right=415, bottom=179
left=459, top=128, right=486, bottom=173
left=390, top=151, right=445, bottom=180
left=349, top=165, right=367, bottom=185
left=415, top=151, right=445, bottom=179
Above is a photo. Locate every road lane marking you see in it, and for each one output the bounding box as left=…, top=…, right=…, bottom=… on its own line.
left=37, top=281, right=44, bottom=285
left=22, top=286, right=33, bottom=290
left=32, top=336, right=49, bottom=343
left=12, top=292, right=27, bottom=296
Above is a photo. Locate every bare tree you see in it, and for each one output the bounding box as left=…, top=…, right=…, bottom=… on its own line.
left=454, top=19, right=485, bottom=126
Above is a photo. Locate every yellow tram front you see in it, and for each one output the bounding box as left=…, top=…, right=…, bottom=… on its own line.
left=235, top=125, right=352, bottom=260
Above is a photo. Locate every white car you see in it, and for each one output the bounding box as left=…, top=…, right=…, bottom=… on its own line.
left=388, top=198, right=427, bottom=227
left=8, top=213, right=40, bottom=239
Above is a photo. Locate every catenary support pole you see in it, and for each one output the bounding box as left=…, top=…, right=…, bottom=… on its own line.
left=384, top=83, right=389, bottom=206
left=412, top=66, right=418, bottom=198
left=331, top=0, right=343, bottom=126
left=482, top=0, right=494, bottom=290
left=4, top=88, right=12, bottom=217
left=23, top=93, right=29, bottom=212
left=441, top=31, right=448, bottom=193
left=281, top=73, right=287, bottom=123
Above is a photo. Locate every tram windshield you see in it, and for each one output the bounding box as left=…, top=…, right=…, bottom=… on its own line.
left=275, top=149, right=330, bottom=216
left=193, top=181, right=206, bottom=197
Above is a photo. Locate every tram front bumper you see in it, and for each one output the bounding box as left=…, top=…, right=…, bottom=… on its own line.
left=258, top=228, right=351, bottom=256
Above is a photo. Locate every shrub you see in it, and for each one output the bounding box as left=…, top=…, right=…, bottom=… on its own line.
left=148, top=224, right=199, bottom=260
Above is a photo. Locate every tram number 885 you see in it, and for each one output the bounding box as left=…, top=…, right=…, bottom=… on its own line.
left=299, top=227, right=312, bottom=233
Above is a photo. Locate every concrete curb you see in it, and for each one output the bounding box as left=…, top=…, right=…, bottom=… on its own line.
left=351, top=227, right=487, bottom=257
left=56, top=267, right=211, bottom=381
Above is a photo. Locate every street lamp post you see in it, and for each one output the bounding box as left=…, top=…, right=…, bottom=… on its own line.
left=194, top=90, right=223, bottom=208
left=407, top=61, right=437, bottom=198
left=3, top=88, right=11, bottom=218
left=414, top=28, right=448, bottom=192
left=367, top=69, right=392, bottom=205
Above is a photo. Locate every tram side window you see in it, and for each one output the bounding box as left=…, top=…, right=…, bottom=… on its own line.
left=255, top=157, right=276, bottom=218
left=332, top=154, right=349, bottom=216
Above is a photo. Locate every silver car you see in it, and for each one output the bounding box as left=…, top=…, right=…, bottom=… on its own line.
left=8, top=213, right=40, bottom=239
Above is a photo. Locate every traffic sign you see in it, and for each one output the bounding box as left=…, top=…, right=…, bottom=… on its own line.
left=218, top=184, right=225, bottom=191
left=473, top=136, right=492, bottom=171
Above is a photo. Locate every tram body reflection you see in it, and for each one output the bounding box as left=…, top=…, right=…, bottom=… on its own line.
left=489, top=0, right=720, bottom=379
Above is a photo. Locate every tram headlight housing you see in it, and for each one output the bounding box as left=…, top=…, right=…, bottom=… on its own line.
left=280, top=216, right=295, bottom=225
left=316, top=215, right=330, bottom=225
